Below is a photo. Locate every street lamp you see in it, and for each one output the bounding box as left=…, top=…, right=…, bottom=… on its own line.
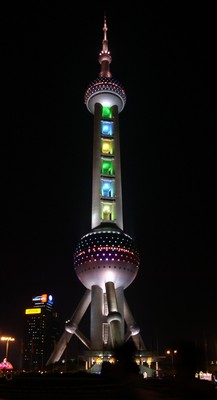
left=1, top=336, right=15, bottom=360
left=166, top=349, right=177, bottom=376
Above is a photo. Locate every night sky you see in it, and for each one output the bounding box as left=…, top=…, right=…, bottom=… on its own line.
left=1, top=2, right=213, bottom=366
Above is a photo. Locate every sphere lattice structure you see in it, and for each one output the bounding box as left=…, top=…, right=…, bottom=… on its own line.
left=84, top=77, right=127, bottom=114
left=74, top=227, right=140, bottom=290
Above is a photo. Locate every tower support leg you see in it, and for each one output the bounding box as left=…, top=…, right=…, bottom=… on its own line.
left=46, top=289, right=91, bottom=365
left=105, top=281, right=123, bottom=348
left=91, top=285, right=104, bottom=350
left=124, top=296, right=146, bottom=350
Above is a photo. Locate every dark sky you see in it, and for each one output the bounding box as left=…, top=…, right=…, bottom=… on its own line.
left=1, top=2, right=213, bottom=365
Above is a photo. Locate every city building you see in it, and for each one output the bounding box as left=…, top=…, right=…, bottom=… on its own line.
left=46, top=16, right=158, bottom=374
left=22, top=294, right=60, bottom=371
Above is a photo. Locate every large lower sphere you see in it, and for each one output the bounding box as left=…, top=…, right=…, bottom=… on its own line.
left=73, top=228, right=140, bottom=290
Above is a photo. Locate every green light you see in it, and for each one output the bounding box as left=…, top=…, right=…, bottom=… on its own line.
left=101, top=160, right=114, bottom=175
left=102, top=107, right=112, bottom=118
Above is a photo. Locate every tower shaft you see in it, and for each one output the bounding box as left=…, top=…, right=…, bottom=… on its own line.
left=91, top=104, right=123, bottom=230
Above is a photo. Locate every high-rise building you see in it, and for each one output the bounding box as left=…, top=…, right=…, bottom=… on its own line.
left=22, top=294, right=60, bottom=371
left=47, top=16, right=157, bottom=373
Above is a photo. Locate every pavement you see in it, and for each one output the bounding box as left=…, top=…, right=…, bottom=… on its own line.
left=0, top=372, right=217, bottom=399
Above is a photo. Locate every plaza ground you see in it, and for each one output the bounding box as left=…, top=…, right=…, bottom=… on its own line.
left=0, top=371, right=217, bottom=400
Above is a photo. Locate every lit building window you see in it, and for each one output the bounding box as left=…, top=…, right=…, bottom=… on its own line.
left=101, top=179, right=114, bottom=197
left=102, top=106, right=112, bottom=118
left=101, top=121, right=113, bottom=136
left=101, top=159, right=114, bottom=175
left=102, top=139, right=113, bottom=154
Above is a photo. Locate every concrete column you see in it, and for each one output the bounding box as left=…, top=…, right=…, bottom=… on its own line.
left=105, top=281, right=123, bottom=348
left=91, top=285, right=103, bottom=350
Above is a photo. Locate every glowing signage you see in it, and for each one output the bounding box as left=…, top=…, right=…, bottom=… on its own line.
left=25, top=308, right=41, bottom=314
left=32, top=294, right=53, bottom=304
left=32, top=294, right=47, bottom=302
left=196, top=371, right=212, bottom=381
left=41, top=294, right=47, bottom=302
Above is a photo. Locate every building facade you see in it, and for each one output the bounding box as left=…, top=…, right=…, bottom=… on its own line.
left=22, top=294, right=60, bottom=371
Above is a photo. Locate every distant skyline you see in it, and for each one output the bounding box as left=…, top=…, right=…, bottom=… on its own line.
left=1, top=3, right=212, bottom=368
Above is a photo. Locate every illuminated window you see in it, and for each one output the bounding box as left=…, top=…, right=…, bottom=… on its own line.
left=101, top=179, right=114, bottom=197
left=101, top=202, right=115, bottom=221
left=101, top=121, right=113, bottom=136
left=101, top=159, right=114, bottom=175
left=102, top=107, right=112, bottom=118
left=102, top=205, right=111, bottom=221
left=103, top=323, right=109, bottom=344
left=101, top=139, right=113, bottom=154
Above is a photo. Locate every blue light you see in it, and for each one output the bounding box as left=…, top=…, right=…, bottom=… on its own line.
left=101, top=121, right=113, bottom=136
left=48, top=295, right=53, bottom=304
left=103, top=183, right=110, bottom=190
left=102, top=180, right=112, bottom=197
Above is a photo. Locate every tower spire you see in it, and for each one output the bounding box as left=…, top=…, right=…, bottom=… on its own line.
left=84, top=17, right=126, bottom=115
left=98, top=15, right=112, bottom=78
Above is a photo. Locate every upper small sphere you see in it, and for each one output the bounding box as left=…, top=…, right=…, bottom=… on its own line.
left=84, top=77, right=126, bottom=114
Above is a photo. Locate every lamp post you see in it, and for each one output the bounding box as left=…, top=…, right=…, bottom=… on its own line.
left=1, top=336, right=15, bottom=360
left=166, top=349, right=177, bottom=376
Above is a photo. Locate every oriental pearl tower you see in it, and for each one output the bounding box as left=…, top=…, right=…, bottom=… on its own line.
left=47, top=16, right=146, bottom=369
